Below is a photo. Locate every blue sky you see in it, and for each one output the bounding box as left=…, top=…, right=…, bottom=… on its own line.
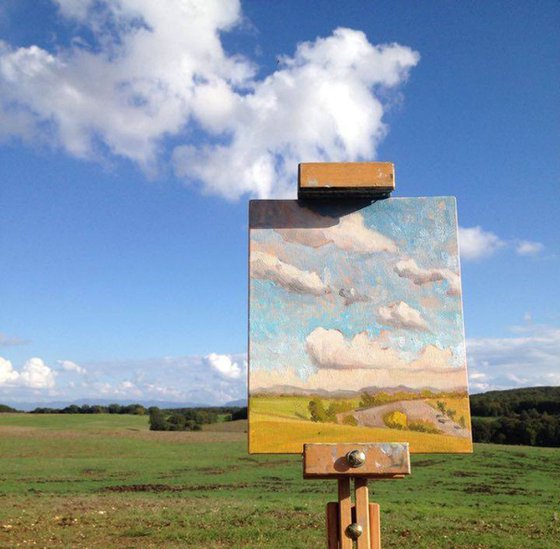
left=0, top=0, right=558, bottom=405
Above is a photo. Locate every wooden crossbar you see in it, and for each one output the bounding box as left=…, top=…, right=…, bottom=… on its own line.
left=298, top=162, right=395, bottom=198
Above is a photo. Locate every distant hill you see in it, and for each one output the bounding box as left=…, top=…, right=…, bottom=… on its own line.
left=470, top=386, right=560, bottom=416
left=225, top=398, right=248, bottom=407
left=470, top=386, right=560, bottom=447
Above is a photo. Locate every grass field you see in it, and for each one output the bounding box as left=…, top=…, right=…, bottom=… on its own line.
left=0, top=414, right=559, bottom=548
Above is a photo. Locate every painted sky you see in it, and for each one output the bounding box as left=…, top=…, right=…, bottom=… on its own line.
left=250, top=198, right=468, bottom=393
left=0, top=1, right=558, bottom=405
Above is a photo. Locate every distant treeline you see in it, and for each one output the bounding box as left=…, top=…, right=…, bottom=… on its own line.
left=0, top=404, right=18, bottom=413
left=148, top=406, right=247, bottom=431
left=471, top=387, right=560, bottom=447
left=30, top=403, right=148, bottom=415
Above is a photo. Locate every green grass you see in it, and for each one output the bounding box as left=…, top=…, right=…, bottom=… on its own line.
left=0, top=413, right=559, bottom=548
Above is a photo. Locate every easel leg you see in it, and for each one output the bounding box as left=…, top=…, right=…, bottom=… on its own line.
left=368, top=503, right=381, bottom=549
left=326, top=499, right=382, bottom=548
left=355, top=478, right=370, bottom=549
left=326, top=502, right=338, bottom=549
left=338, top=478, right=352, bottom=549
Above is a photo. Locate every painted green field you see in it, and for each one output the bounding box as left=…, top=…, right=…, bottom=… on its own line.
left=0, top=414, right=559, bottom=548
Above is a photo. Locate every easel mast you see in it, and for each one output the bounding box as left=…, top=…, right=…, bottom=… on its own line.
left=298, top=163, right=410, bottom=549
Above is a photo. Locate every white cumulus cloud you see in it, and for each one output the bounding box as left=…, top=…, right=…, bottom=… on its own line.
left=458, top=226, right=505, bottom=261
left=0, top=1, right=419, bottom=199
left=516, top=240, right=544, bottom=256
left=175, top=28, right=419, bottom=198
left=466, top=324, right=560, bottom=392
left=58, top=360, right=86, bottom=375
left=0, top=357, right=20, bottom=385
left=19, top=358, right=56, bottom=389
left=378, top=301, right=429, bottom=331
left=206, top=353, right=243, bottom=379
left=0, top=356, right=56, bottom=389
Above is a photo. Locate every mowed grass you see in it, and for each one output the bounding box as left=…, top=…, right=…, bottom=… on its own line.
left=0, top=414, right=559, bottom=548
left=250, top=396, right=472, bottom=453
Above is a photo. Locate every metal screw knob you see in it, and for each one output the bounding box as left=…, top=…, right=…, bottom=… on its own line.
left=346, top=449, right=366, bottom=468
left=346, top=523, right=363, bottom=540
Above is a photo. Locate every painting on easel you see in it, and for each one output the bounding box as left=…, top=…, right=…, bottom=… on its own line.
left=248, top=197, right=472, bottom=454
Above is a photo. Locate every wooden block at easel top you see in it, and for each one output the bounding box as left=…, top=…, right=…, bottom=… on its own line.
left=303, top=442, right=410, bottom=479
left=298, top=162, right=395, bottom=198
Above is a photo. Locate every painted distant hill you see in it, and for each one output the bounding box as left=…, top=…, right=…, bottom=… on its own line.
left=253, top=384, right=466, bottom=398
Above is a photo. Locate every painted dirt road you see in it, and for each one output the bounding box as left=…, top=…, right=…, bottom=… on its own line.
left=338, top=400, right=470, bottom=439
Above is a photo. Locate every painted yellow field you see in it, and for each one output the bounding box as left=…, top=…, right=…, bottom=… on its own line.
left=426, top=397, right=472, bottom=429
left=249, top=412, right=473, bottom=454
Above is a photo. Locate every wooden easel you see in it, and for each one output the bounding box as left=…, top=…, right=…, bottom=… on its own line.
left=304, top=443, right=410, bottom=548
left=298, top=163, right=410, bottom=548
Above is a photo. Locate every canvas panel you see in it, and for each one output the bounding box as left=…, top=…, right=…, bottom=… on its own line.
left=248, top=197, right=472, bottom=454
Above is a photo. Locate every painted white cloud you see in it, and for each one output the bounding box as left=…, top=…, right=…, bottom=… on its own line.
left=339, top=287, right=370, bottom=306
left=251, top=364, right=467, bottom=394
left=19, top=358, right=56, bottom=389
left=58, top=360, right=86, bottom=375
left=409, top=345, right=455, bottom=370
left=0, top=1, right=419, bottom=199
left=305, top=327, right=458, bottom=373
left=250, top=251, right=330, bottom=296
left=393, top=258, right=461, bottom=296
left=516, top=240, right=544, bottom=256
left=278, top=212, right=397, bottom=254
left=466, top=324, right=560, bottom=392
left=458, top=226, right=505, bottom=261
left=206, top=353, right=244, bottom=379
left=306, top=327, right=405, bottom=370
left=378, top=301, right=429, bottom=331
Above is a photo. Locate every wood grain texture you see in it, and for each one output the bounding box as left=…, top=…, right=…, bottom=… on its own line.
left=304, top=443, right=410, bottom=478
left=369, top=503, right=381, bottom=549
left=326, top=500, right=384, bottom=548
left=326, top=502, right=339, bottom=549
left=338, top=478, right=352, bottom=549
left=298, top=162, right=395, bottom=198
left=355, top=478, right=370, bottom=549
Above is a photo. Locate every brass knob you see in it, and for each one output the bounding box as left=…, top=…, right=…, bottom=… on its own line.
left=346, top=449, right=366, bottom=468
left=346, top=523, right=363, bottom=540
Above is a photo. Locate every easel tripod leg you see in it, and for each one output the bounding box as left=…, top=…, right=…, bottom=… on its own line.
left=355, top=478, right=370, bottom=549
left=337, top=478, right=353, bottom=548
left=326, top=502, right=339, bottom=549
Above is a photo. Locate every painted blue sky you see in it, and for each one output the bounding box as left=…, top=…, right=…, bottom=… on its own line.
left=250, top=198, right=468, bottom=394
left=0, top=1, right=558, bottom=405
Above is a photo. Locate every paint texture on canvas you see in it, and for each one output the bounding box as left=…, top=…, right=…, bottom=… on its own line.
left=249, top=198, right=472, bottom=454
